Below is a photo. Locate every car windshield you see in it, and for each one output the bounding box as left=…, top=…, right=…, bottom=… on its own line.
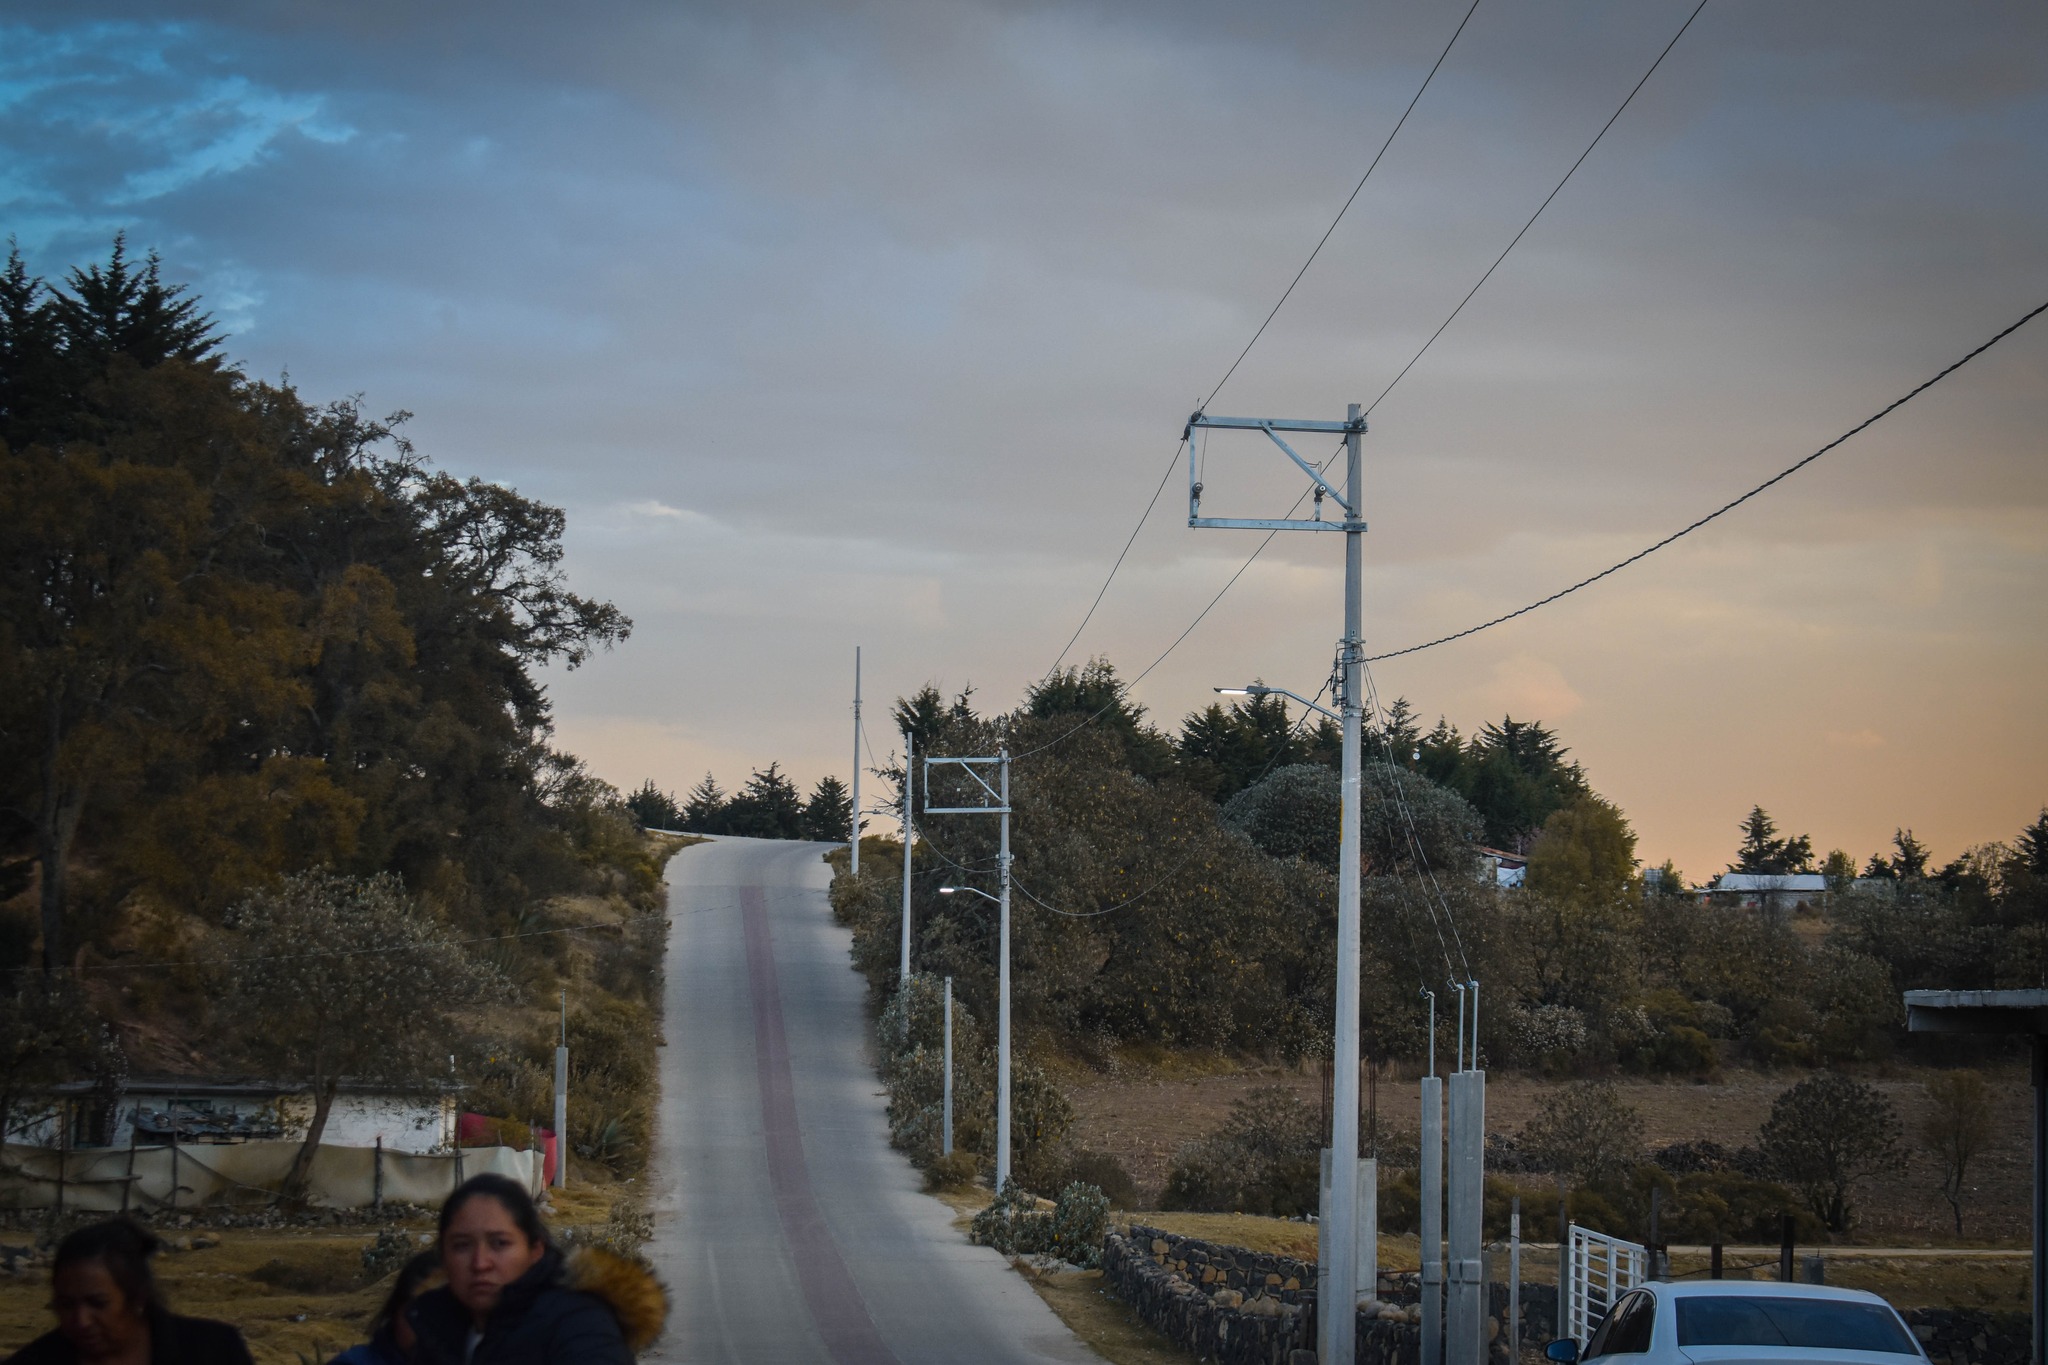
left=1675, top=1296, right=1918, bottom=1355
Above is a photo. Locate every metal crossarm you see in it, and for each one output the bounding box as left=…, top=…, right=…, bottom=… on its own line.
left=1186, top=411, right=1368, bottom=532
left=922, top=756, right=1009, bottom=813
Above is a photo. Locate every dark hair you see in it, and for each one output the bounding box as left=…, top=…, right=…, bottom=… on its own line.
left=53, top=1218, right=163, bottom=1314
left=367, top=1249, right=441, bottom=1342
left=439, top=1173, right=549, bottom=1249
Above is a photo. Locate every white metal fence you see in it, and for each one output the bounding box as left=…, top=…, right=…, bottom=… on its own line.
left=1565, top=1223, right=1645, bottom=1345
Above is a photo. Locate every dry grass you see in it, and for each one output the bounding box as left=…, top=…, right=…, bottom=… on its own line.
left=1017, top=1264, right=1188, bottom=1365
left=0, top=1227, right=404, bottom=1364
left=0, top=1180, right=626, bottom=1364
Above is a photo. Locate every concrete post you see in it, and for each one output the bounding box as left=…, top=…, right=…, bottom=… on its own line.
left=1421, top=1074, right=1444, bottom=1365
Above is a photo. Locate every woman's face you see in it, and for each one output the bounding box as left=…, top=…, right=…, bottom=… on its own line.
left=51, top=1258, right=148, bottom=1359
left=442, top=1197, right=545, bottom=1321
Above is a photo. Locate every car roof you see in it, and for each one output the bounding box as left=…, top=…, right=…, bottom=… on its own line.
left=1645, top=1281, right=1894, bottom=1307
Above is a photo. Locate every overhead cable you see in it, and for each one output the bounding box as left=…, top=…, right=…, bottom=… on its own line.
left=1364, top=0, right=1709, bottom=416
left=1366, top=296, right=2048, bottom=662
left=1044, top=1, right=1484, bottom=677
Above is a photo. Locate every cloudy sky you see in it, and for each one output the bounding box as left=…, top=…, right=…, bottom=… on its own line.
left=6, top=0, right=2045, bottom=878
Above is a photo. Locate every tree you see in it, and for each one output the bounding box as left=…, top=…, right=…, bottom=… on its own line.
left=624, top=781, right=681, bottom=832
left=680, top=773, right=727, bottom=834
left=1888, top=829, right=1932, bottom=880
left=1757, top=1072, right=1902, bottom=1232
left=214, top=871, right=499, bottom=1195
left=1177, top=687, right=1307, bottom=801
left=1221, top=762, right=1480, bottom=876
left=1026, top=660, right=1173, bottom=779
left=722, top=763, right=804, bottom=839
left=1732, top=806, right=1815, bottom=875
left=1920, top=1070, right=1994, bottom=1237
left=1460, top=718, right=1590, bottom=852
left=1519, top=1080, right=1644, bottom=1188
left=1821, top=848, right=1858, bottom=890
left=1526, top=796, right=1638, bottom=907
left=801, top=775, right=853, bottom=842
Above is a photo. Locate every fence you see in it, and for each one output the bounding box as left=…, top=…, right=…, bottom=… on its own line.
left=1565, top=1223, right=1645, bottom=1346
left=0, top=1140, right=541, bottom=1213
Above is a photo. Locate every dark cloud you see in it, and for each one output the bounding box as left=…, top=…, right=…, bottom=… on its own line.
left=2, top=0, right=2043, bottom=872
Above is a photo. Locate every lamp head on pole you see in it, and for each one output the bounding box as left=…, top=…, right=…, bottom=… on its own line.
left=1213, top=685, right=1272, bottom=697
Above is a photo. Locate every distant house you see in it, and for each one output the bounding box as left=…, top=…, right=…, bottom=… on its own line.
left=1475, top=846, right=1527, bottom=889
left=1702, top=872, right=1829, bottom=914
left=20, top=1076, right=459, bottom=1154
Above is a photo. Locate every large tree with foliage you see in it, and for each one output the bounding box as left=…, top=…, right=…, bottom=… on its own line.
left=1758, top=1071, right=1902, bottom=1232
left=214, top=870, right=499, bottom=1194
left=1527, top=796, right=1638, bottom=906
left=1, top=241, right=629, bottom=969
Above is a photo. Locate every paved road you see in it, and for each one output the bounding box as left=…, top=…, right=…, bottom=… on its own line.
left=644, top=835, right=1100, bottom=1365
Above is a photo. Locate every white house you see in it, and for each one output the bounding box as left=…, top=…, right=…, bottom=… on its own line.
left=1702, top=872, right=1830, bottom=914
left=24, top=1076, right=459, bottom=1154
left=1475, top=846, right=1527, bottom=889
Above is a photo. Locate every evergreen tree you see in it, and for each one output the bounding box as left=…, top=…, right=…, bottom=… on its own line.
left=1025, top=660, right=1173, bottom=778
left=2016, top=810, right=2048, bottom=879
left=801, top=775, right=854, bottom=842
left=625, top=780, right=682, bottom=831
left=1732, top=806, right=1815, bottom=875
left=1177, top=688, right=1304, bottom=801
left=1888, top=828, right=1932, bottom=880
left=724, top=763, right=804, bottom=839
left=1460, top=718, right=1589, bottom=852
left=680, top=773, right=727, bottom=834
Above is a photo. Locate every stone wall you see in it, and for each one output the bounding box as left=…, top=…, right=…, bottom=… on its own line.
left=1104, top=1225, right=1534, bottom=1365
left=1903, top=1309, right=2030, bottom=1365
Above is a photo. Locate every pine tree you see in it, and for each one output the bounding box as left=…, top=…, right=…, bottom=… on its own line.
left=680, top=773, right=727, bottom=834
left=1733, top=806, right=1815, bottom=875
left=802, top=775, right=854, bottom=842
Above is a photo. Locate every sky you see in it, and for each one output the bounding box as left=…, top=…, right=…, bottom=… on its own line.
left=4, top=0, right=2045, bottom=880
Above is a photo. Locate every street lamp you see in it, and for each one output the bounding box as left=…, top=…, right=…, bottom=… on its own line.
left=939, top=885, right=998, bottom=901
left=1213, top=684, right=1339, bottom=721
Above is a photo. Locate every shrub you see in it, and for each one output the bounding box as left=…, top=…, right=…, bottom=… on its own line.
left=360, top=1227, right=416, bottom=1281
left=1519, top=1080, right=1643, bottom=1187
left=1047, top=1182, right=1111, bottom=1269
left=1157, top=1087, right=1321, bottom=1216
left=924, top=1149, right=980, bottom=1191
left=1063, top=1149, right=1139, bottom=1210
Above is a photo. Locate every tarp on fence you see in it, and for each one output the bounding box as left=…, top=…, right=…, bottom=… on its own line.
left=0, top=1141, right=541, bottom=1212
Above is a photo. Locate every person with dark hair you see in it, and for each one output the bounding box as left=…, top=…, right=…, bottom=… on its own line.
left=406, top=1174, right=667, bottom=1364
left=329, top=1249, right=441, bottom=1365
left=4, top=1217, right=253, bottom=1365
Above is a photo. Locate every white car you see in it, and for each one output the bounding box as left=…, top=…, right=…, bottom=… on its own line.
left=1545, top=1280, right=1928, bottom=1365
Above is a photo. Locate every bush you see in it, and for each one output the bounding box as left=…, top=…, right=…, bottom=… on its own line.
left=1063, top=1149, right=1139, bottom=1210
left=1758, top=1072, right=1903, bottom=1233
left=1157, top=1087, right=1321, bottom=1216
left=360, top=1227, right=416, bottom=1282
left=925, top=1150, right=980, bottom=1191
left=1519, top=1080, right=1643, bottom=1187
left=969, top=1178, right=1109, bottom=1267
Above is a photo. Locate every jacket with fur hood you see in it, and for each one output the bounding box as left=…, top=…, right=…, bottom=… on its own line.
left=407, top=1245, right=667, bottom=1365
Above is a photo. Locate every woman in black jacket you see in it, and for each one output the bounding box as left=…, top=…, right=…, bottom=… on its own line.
left=406, top=1174, right=666, bottom=1365
left=5, top=1218, right=253, bottom=1365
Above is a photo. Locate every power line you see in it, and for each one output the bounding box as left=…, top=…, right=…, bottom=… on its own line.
left=1366, top=297, right=2048, bottom=663
left=1045, top=2, right=1483, bottom=677
left=1364, top=0, right=1709, bottom=417
left=1012, top=438, right=1348, bottom=764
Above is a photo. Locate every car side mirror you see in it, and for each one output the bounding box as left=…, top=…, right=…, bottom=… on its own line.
left=1546, top=1341, right=1581, bottom=1364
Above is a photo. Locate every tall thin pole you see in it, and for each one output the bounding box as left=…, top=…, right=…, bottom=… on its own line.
left=1322, top=401, right=1365, bottom=1365
left=996, top=748, right=1013, bottom=1191
left=943, top=977, right=955, bottom=1156
left=900, top=729, right=914, bottom=996
left=2034, top=1036, right=2046, bottom=1365
left=851, top=647, right=862, bottom=876
left=553, top=988, right=568, bottom=1188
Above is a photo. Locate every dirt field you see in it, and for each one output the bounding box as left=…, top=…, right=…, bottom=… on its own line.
left=1065, top=1054, right=2036, bottom=1247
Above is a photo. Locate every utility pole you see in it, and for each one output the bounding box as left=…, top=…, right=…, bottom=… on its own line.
left=1188, top=403, right=1366, bottom=1365
left=925, top=750, right=1012, bottom=1187
left=553, top=989, right=568, bottom=1189
left=900, top=728, right=914, bottom=995
left=943, top=976, right=955, bottom=1156
left=851, top=647, right=862, bottom=877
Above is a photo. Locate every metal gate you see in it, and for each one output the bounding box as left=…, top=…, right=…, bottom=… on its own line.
left=1566, top=1224, right=1646, bottom=1345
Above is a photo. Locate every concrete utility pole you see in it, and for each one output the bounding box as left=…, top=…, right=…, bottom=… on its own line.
left=553, top=989, right=568, bottom=1189
left=900, top=727, right=914, bottom=993
left=851, top=647, right=862, bottom=877
left=1189, top=403, right=1367, bottom=1365
left=942, top=976, right=955, bottom=1156
left=926, top=750, right=1013, bottom=1187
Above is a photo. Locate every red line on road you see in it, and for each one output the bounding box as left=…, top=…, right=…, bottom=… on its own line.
left=743, top=886, right=901, bottom=1365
